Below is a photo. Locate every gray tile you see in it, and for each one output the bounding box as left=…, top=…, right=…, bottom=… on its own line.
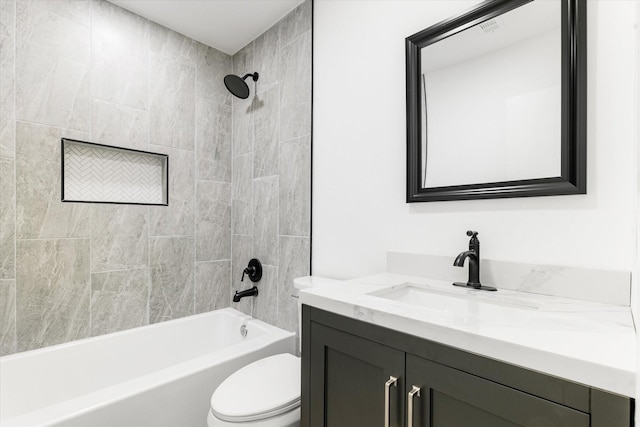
left=16, top=239, right=90, bottom=351
left=15, top=1, right=90, bottom=131
left=150, top=53, right=196, bottom=150
left=90, top=99, right=149, bottom=150
left=231, top=42, right=258, bottom=160
left=232, top=154, right=253, bottom=235
left=252, top=264, right=277, bottom=325
left=231, top=234, right=253, bottom=315
left=196, top=98, right=231, bottom=182
left=0, top=279, right=16, bottom=356
left=91, top=204, right=148, bottom=272
left=150, top=21, right=199, bottom=67
left=254, top=86, right=279, bottom=178
left=149, top=146, right=195, bottom=236
left=0, top=2, right=15, bottom=158
left=0, top=40, right=14, bottom=158
left=150, top=236, right=195, bottom=323
left=254, top=25, right=279, bottom=93
left=0, top=157, right=14, bottom=279
left=196, top=180, right=231, bottom=262
left=196, top=43, right=232, bottom=105
left=16, top=122, right=90, bottom=239
left=279, top=31, right=311, bottom=141
left=231, top=41, right=255, bottom=158
left=0, top=0, right=15, bottom=40
left=232, top=97, right=254, bottom=158
left=253, top=177, right=278, bottom=266
left=91, top=0, right=149, bottom=110
left=90, top=269, right=149, bottom=336
left=277, top=236, right=309, bottom=332
left=279, top=0, right=311, bottom=49
left=20, top=0, right=90, bottom=26
left=279, top=136, right=310, bottom=237
left=195, top=260, right=231, bottom=313
left=232, top=42, right=254, bottom=80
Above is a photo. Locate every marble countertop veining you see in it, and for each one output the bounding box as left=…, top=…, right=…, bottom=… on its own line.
left=299, top=273, right=637, bottom=397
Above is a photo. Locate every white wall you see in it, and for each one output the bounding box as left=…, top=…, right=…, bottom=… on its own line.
left=313, top=1, right=638, bottom=280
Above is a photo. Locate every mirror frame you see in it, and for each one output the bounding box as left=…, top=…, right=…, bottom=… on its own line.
left=406, top=0, right=586, bottom=202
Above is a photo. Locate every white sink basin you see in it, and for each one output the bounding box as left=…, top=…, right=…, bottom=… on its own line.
left=368, top=283, right=541, bottom=311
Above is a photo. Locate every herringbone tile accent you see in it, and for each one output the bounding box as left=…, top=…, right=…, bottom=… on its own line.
left=63, top=141, right=167, bottom=204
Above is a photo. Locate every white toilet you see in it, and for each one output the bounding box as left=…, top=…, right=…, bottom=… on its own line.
left=206, top=276, right=340, bottom=427
left=207, top=353, right=301, bottom=426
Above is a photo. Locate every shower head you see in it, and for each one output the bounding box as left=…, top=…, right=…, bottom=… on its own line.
left=224, top=72, right=259, bottom=99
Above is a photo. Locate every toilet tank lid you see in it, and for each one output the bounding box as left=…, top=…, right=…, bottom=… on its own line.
left=293, top=276, right=341, bottom=290
left=210, top=353, right=300, bottom=422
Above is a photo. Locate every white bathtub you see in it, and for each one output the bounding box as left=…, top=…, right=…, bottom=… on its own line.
left=0, top=308, right=296, bottom=427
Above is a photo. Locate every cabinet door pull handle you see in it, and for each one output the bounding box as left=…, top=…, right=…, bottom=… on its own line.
left=407, top=385, right=421, bottom=427
left=384, top=376, right=398, bottom=427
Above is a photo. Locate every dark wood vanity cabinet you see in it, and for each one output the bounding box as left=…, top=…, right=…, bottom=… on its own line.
left=307, top=321, right=405, bottom=426
left=406, top=354, right=588, bottom=427
left=301, top=306, right=633, bottom=427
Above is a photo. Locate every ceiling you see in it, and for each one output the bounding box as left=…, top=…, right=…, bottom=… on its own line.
left=109, top=0, right=304, bottom=55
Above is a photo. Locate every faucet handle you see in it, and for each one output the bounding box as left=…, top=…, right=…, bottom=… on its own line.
left=466, top=230, right=478, bottom=238
left=241, top=266, right=253, bottom=282
left=241, top=259, right=262, bottom=283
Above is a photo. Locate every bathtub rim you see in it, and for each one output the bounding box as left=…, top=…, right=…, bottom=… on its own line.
left=0, top=308, right=286, bottom=362
left=1, top=308, right=296, bottom=426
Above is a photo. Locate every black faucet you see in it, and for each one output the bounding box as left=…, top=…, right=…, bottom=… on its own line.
left=453, top=231, right=496, bottom=291
left=233, top=286, right=258, bottom=302
left=241, top=258, right=262, bottom=282
left=233, top=259, right=263, bottom=302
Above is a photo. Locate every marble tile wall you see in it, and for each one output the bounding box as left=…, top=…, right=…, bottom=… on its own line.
left=0, top=0, right=311, bottom=356
left=0, top=0, right=235, bottom=355
left=231, top=0, right=312, bottom=336
left=0, top=0, right=16, bottom=355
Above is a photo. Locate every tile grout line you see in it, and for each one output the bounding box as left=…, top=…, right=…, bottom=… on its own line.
left=195, top=259, right=232, bottom=264
left=92, top=266, right=151, bottom=274
left=147, top=14, right=152, bottom=326
left=12, top=0, right=17, bottom=353
left=276, top=34, right=282, bottom=328
left=280, top=132, right=311, bottom=146
left=193, top=48, right=197, bottom=317
left=229, top=53, right=234, bottom=311
left=280, top=25, right=311, bottom=52
left=91, top=96, right=148, bottom=113
left=149, top=143, right=195, bottom=154
left=88, top=0, right=94, bottom=337
left=250, top=41, right=256, bottom=319
left=12, top=119, right=90, bottom=135
left=196, top=178, right=232, bottom=186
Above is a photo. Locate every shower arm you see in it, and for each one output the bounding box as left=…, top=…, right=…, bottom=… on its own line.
left=242, top=72, right=259, bottom=82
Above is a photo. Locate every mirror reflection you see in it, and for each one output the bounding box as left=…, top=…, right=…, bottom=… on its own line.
left=420, top=1, right=561, bottom=188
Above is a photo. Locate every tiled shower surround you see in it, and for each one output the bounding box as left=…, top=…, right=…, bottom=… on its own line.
left=0, top=0, right=311, bottom=355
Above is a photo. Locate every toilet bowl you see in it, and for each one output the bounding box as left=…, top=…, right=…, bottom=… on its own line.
left=207, top=276, right=341, bottom=426
left=207, top=353, right=301, bottom=426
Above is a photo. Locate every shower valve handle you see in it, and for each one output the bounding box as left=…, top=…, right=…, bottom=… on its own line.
left=241, top=259, right=262, bottom=283
left=241, top=267, right=254, bottom=282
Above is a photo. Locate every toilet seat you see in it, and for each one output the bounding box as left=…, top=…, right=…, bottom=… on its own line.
left=210, top=353, right=301, bottom=423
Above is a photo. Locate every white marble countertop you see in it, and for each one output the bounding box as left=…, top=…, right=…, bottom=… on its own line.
left=299, top=273, right=637, bottom=397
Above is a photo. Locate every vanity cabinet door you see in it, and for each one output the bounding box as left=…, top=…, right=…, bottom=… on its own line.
left=307, top=322, right=405, bottom=427
left=405, top=354, right=589, bottom=427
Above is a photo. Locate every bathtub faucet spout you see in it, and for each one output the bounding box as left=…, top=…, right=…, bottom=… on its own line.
left=233, top=286, right=258, bottom=302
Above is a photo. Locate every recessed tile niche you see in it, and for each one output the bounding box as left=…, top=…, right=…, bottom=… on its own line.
left=61, top=139, right=168, bottom=206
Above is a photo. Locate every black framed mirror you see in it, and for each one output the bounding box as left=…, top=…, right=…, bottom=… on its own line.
left=406, top=0, right=586, bottom=202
